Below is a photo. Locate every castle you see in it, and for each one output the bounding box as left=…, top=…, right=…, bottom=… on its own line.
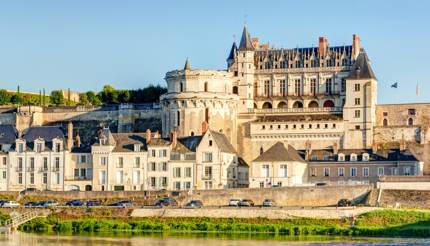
left=0, top=26, right=429, bottom=191
left=161, top=26, right=429, bottom=167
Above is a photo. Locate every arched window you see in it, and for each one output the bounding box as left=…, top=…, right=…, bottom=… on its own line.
left=232, top=86, right=238, bottom=94
left=292, top=101, right=303, bottom=108
left=323, top=100, right=335, bottom=108
left=204, top=82, right=208, bottom=92
left=205, top=108, right=209, bottom=123
left=260, top=147, right=264, bottom=155
left=277, top=101, right=287, bottom=108
left=253, top=103, right=258, bottom=109
left=383, top=119, right=388, bottom=126
left=308, top=101, right=319, bottom=108
left=408, top=118, right=413, bottom=126
left=180, top=82, right=184, bottom=92
left=190, top=131, right=195, bottom=136
left=262, top=102, right=272, bottom=109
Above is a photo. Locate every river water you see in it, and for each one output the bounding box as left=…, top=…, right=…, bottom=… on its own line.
left=1, top=232, right=430, bottom=245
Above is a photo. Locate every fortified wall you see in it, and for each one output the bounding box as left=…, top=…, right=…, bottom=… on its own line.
left=0, top=104, right=162, bottom=144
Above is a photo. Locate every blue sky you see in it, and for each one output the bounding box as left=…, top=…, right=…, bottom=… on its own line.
left=0, top=0, right=429, bottom=104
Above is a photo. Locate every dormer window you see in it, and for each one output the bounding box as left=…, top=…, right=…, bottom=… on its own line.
left=350, top=153, right=357, bottom=162
left=362, top=153, right=370, bottom=161
left=36, top=143, right=43, bottom=152
left=338, top=153, right=345, bottom=162
left=54, top=142, right=62, bottom=152
left=134, top=144, right=141, bottom=152
left=18, top=143, right=24, bottom=153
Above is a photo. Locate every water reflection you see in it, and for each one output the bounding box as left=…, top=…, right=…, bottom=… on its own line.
left=1, top=232, right=430, bottom=246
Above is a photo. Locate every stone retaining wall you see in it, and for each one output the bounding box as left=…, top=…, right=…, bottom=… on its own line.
left=131, top=207, right=379, bottom=219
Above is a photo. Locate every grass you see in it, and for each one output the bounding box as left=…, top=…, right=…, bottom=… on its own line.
left=17, top=209, right=430, bottom=238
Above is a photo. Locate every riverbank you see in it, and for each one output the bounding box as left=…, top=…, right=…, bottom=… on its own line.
left=15, top=209, right=430, bottom=238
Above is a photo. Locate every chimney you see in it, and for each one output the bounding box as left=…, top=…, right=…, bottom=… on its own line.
left=252, top=38, right=259, bottom=49
left=201, top=121, right=209, bottom=135
left=333, top=142, right=339, bottom=155
left=75, top=133, right=81, bottom=148
left=399, top=139, right=406, bottom=151
left=352, top=34, right=361, bottom=60
left=145, top=129, right=151, bottom=144
left=318, top=37, right=328, bottom=58
left=372, top=142, right=378, bottom=154
left=67, top=121, right=73, bottom=150
left=305, top=140, right=312, bottom=161
left=170, top=129, right=177, bottom=148
left=154, top=131, right=160, bottom=139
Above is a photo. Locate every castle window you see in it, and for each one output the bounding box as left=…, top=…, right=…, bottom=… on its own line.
left=332, top=123, right=336, bottom=128
left=279, top=80, right=286, bottom=97
left=190, top=131, right=195, bottom=136
left=341, top=79, right=346, bottom=92
left=180, top=83, right=184, bottom=92
left=177, top=111, right=181, bottom=126
left=323, top=167, right=330, bottom=177
left=362, top=153, right=370, bottom=161
left=310, top=79, right=317, bottom=96
left=232, top=86, right=238, bottom=94
left=408, top=109, right=416, bottom=116
left=316, top=124, right=320, bottom=129
left=354, top=83, right=360, bottom=91
left=209, top=140, right=212, bottom=147
left=325, top=78, right=332, bottom=95
left=285, top=125, right=288, bottom=129
left=234, top=71, right=238, bottom=76
left=363, top=167, right=369, bottom=177
left=354, top=110, right=361, bottom=118
left=204, top=82, right=208, bottom=92
left=293, top=124, right=296, bottom=129
left=355, top=125, right=361, bottom=130
left=383, top=112, right=388, bottom=116
left=264, top=80, right=270, bottom=97
left=338, top=167, right=345, bottom=176
left=338, top=154, right=345, bottom=162
left=354, top=98, right=361, bottom=105
left=260, top=147, right=264, bottom=155
left=262, top=125, right=265, bottom=130
left=301, top=124, right=304, bottom=129
left=270, top=125, right=273, bottom=130
left=309, top=124, right=312, bottom=129
left=383, top=119, right=388, bottom=126
left=278, top=125, right=281, bottom=129
left=205, top=108, right=209, bottom=122
left=350, top=154, right=357, bottom=162
left=294, top=79, right=301, bottom=96
left=351, top=167, right=357, bottom=177
left=408, top=118, right=414, bottom=126
left=324, top=124, right=328, bottom=129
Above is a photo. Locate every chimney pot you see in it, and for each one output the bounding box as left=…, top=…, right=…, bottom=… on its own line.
left=67, top=121, right=73, bottom=150
left=352, top=34, right=361, bottom=60
left=319, top=37, right=328, bottom=58
left=201, top=121, right=209, bottom=134
left=333, top=142, right=339, bottom=155
left=146, top=129, right=151, bottom=144
left=170, top=129, right=177, bottom=148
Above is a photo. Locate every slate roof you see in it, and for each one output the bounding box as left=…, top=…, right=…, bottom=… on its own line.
left=177, top=136, right=202, bottom=152
left=300, top=148, right=418, bottom=162
left=239, top=26, right=254, bottom=50
left=111, top=133, right=147, bottom=152
left=96, top=128, right=116, bottom=146
left=209, top=130, right=236, bottom=154
left=0, top=125, right=17, bottom=144
left=227, top=42, right=237, bottom=61
left=346, top=51, right=377, bottom=80
left=23, top=126, right=65, bottom=142
left=253, top=142, right=305, bottom=163
left=184, top=58, right=191, bottom=70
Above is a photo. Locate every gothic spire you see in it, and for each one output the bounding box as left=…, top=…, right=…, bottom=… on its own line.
left=184, top=58, right=191, bottom=70
left=227, top=41, right=237, bottom=61
left=238, top=25, right=254, bottom=50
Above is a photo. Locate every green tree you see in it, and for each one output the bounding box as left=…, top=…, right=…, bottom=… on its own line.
left=117, top=90, right=130, bottom=103
left=86, top=91, right=101, bottom=106
left=79, top=93, right=89, bottom=105
left=99, top=85, right=118, bottom=104
left=50, top=90, right=65, bottom=105
left=0, top=90, right=11, bottom=105
left=10, top=94, right=23, bottom=105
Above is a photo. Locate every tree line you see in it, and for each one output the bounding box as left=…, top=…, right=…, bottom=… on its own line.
left=0, top=84, right=167, bottom=106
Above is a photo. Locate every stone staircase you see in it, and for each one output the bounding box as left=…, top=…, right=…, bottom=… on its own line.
left=0, top=210, right=51, bottom=234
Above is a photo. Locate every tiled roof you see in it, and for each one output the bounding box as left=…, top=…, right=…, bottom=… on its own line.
left=0, top=125, right=17, bottom=144
left=253, top=142, right=305, bottom=163
left=346, top=51, right=376, bottom=80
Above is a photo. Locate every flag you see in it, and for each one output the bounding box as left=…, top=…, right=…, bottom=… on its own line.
left=416, top=82, right=419, bottom=96
left=391, top=82, right=398, bottom=88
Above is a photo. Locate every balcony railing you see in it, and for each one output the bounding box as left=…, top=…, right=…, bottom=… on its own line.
left=202, top=175, right=213, bottom=180
left=39, top=167, right=48, bottom=172
left=15, top=167, right=23, bottom=172
left=26, top=167, right=35, bottom=172
left=248, top=107, right=342, bottom=114
left=52, top=167, right=60, bottom=172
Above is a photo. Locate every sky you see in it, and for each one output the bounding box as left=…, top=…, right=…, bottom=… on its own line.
left=0, top=0, right=429, bottom=104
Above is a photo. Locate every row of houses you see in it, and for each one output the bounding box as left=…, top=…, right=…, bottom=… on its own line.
left=0, top=123, right=423, bottom=191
